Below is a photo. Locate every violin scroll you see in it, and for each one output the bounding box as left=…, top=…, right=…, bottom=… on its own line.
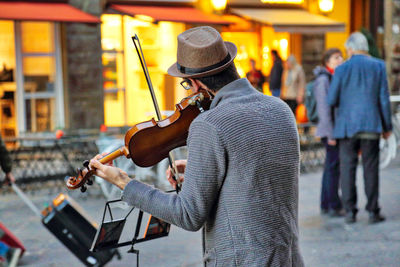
left=66, top=147, right=130, bottom=190
left=66, top=165, right=94, bottom=192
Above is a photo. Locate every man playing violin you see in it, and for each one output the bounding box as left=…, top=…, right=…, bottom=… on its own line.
left=90, top=26, right=304, bottom=267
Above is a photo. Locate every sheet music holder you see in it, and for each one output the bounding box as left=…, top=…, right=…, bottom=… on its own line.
left=90, top=199, right=170, bottom=253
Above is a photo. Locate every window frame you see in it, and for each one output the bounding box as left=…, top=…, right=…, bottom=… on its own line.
left=101, top=14, right=127, bottom=126
left=14, top=21, right=64, bottom=133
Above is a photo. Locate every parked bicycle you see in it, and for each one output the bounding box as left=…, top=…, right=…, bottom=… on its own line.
left=379, top=95, right=400, bottom=169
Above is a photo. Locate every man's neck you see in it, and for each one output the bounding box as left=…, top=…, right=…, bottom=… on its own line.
left=352, top=51, right=368, bottom=56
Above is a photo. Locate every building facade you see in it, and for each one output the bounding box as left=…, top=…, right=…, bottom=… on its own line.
left=99, top=0, right=229, bottom=127
left=218, top=0, right=348, bottom=82
left=0, top=0, right=101, bottom=139
left=384, top=0, right=400, bottom=95
left=0, top=0, right=358, bottom=138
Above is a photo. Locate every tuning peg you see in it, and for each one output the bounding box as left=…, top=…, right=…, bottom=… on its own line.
left=83, top=160, right=90, bottom=169
left=80, top=185, right=87, bottom=193
left=196, top=100, right=205, bottom=113
left=87, top=178, right=93, bottom=186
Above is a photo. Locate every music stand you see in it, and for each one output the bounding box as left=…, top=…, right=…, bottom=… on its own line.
left=90, top=198, right=171, bottom=266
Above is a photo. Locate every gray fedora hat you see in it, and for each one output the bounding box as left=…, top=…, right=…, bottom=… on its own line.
left=168, top=26, right=237, bottom=78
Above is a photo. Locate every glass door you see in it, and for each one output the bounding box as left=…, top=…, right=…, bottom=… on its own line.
left=15, top=21, right=64, bottom=133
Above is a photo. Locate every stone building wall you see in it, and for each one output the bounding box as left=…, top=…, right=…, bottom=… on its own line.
left=385, top=0, right=400, bottom=95
left=64, top=0, right=104, bottom=130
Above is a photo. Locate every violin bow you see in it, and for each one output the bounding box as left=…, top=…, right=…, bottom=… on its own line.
left=132, top=34, right=182, bottom=193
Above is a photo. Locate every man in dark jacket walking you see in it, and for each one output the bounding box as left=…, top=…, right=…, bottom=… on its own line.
left=327, top=32, right=392, bottom=224
left=269, top=50, right=283, bottom=97
left=0, top=134, right=15, bottom=185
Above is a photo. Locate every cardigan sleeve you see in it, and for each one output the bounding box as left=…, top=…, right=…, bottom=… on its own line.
left=314, top=75, right=334, bottom=139
left=122, top=119, right=226, bottom=231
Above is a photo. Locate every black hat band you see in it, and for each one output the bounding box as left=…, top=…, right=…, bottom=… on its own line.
left=177, top=54, right=231, bottom=75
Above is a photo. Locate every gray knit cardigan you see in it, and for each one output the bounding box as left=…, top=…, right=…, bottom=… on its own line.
left=123, top=78, right=304, bottom=267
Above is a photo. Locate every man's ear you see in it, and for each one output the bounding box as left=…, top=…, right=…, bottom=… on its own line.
left=189, top=78, right=200, bottom=92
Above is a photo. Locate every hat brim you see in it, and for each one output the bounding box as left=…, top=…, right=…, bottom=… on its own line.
left=167, top=41, right=237, bottom=79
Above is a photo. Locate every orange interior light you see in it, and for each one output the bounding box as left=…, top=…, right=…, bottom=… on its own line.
left=135, top=14, right=154, bottom=23
left=211, top=0, right=227, bottom=11
left=318, top=0, right=334, bottom=13
left=52, top=193, right=66, bottom=207
left=261, top=0, right=304, bottom=4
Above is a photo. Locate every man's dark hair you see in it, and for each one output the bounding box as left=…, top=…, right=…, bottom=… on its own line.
left=322, top=48, right=342, bottom=66
left=271, top=50, right=280, bottom=59
left=196, top=63, right=240, bottom=92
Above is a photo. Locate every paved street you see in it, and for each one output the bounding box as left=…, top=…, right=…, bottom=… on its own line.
left=1, top=156, right=399, bottom=267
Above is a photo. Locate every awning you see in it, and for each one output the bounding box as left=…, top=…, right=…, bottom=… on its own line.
left=221, top=14, right=252, bottom=30
left=0, top=2, right=100, bottom=23
left=231, top=8, right=345, bottom=33
left=109, top=4, right=231, bottom=25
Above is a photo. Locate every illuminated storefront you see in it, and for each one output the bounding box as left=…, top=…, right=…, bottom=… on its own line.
left=218, top=0, right=346, bottom=94
left=99, top=0, right=346, bottom=126
left=0, top=1, right=99, bottom=138
left=101, top=3, right=230, bottom=127
left=0, top=20, right=63, bottom=137
left=101, top=15, right=185, bottom=126
left=0, top=0, right=350, bottom=136
left=221, top=24, right=290, bottom=80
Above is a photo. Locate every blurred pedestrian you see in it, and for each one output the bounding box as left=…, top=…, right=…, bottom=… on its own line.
left=269, top=49, right=283, bottom=97
left=313, top=48, right=344, bottom=216
left=327, top=32, right=392, bottom=224
left=0, top=134, right=15, bottom=186
left=246, top=58, right=265, bottom=93
left=281, top=55, right=306, bottom=114
left=0, top=136, right=21, bottom=267
left=90, top=26, right=304, bottom=266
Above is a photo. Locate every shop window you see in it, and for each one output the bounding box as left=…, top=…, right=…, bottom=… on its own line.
left=21, top=22, right=54, bottom=53
left=23, top=56, right=55, bottom=93
left=19, top=21, right=58, bottom=133
left=259, top=26, right=291, bottom=95
left=123, top=18, right=184, bottom=125
left=0, top=20, right=16, bottom=138
left=221, top=32, right=259, bottom=78
left=221, top=27, right=290, bottom=95
left=0, top=21, right=62, bottom=135
left=261, top=27, right=290, bottom=75
left=101, top=15, right=126, bottom=126
left=25, top=98, right=54, bottom=132
left=101, top=14, right=184, bottom=127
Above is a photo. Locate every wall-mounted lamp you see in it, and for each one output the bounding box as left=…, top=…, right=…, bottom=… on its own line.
left=318, top=0, right=334, bottom=14
left=261, top=0, right=303, bottom=3
left=211, top=0, right=228, bottom=12
left=135, top=14, right=154, bottom=23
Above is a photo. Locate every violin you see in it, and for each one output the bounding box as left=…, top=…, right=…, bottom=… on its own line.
left=66, top=89, right=213, bottom=192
